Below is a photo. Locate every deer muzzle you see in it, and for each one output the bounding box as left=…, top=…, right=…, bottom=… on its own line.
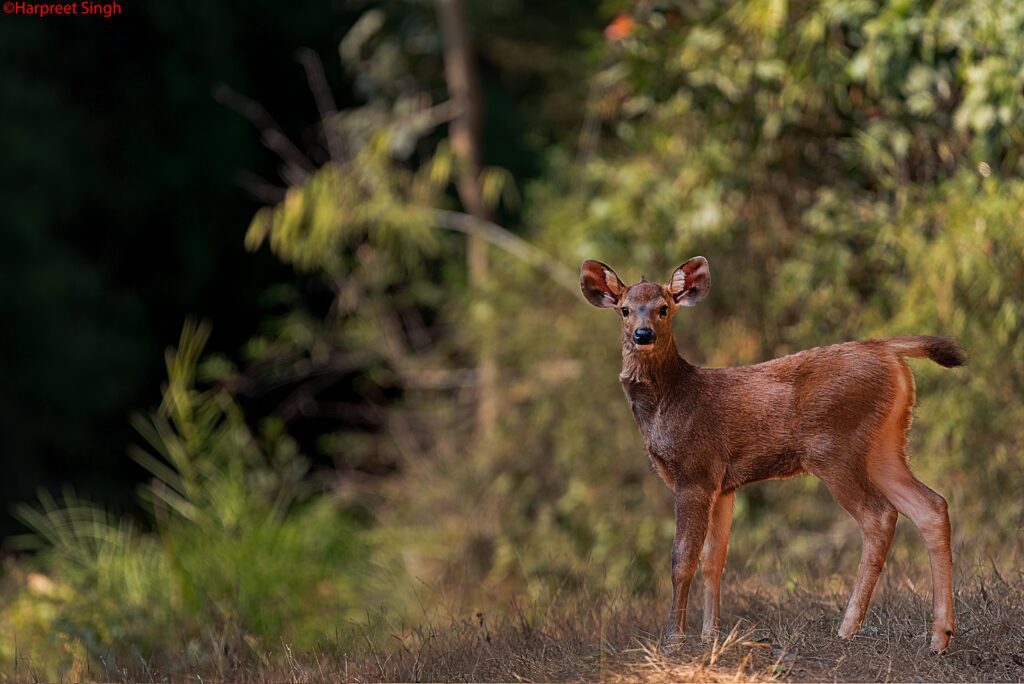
left=633, top=327, right=655, bottom=345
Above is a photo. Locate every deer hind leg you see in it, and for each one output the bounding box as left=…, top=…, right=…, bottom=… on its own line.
left=868, top=363, right=955, bottom=652
left=815, top=473, right=898, bottom=640
left=841, top=490, right=898, bottom=639
left=869, top=453, right=955, bottom=652
left=700, top=490, right=735, bottom=641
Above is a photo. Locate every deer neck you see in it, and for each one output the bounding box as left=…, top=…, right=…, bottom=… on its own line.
left=619, top=332, right=693, bottom=388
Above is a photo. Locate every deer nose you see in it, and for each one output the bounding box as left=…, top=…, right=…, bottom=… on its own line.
left=633, top=327, right=655, bottom=345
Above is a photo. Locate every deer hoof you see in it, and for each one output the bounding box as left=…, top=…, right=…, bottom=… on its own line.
left=836, top=623, right=860, bottom=640
left=661, top=625, right=685, bottom=648
left=930, top=629, right=953, bottom=654
left=701, top=620, right=723, bottom=643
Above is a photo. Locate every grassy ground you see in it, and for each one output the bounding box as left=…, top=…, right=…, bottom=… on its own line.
left=338, top=569, right=1023, bottom=683
left=64, top=567, right=1020, bottom=682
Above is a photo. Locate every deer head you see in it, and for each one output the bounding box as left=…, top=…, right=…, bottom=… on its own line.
left=580, top=257, right=711, bottom=353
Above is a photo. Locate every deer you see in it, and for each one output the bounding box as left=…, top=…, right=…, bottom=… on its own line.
left=580, top=256, right=965, bottom=653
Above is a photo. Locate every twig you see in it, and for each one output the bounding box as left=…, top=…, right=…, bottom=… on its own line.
left=213, top=84, right=314, bottom=182
left=404, top=99, right=461, bottom=133
left=294, top=47, right=347, bottom=163
left=428, top=209, right=578, bottom=294
left=236, top=171, right=287, bottom=204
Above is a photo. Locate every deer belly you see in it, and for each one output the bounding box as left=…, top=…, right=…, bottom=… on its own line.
left=723, top=448, right=804, bottom=491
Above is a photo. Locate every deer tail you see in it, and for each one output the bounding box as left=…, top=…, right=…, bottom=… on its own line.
left=886, top=335, right=967, bottom=368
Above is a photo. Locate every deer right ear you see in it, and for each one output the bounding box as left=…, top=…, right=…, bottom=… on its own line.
left=580, top=260, right=625, bottom=308
left=669, top=256, right=710, bottom=307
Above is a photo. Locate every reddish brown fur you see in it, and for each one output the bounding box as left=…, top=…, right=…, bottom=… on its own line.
left=580, top=258, right=965, bottom=653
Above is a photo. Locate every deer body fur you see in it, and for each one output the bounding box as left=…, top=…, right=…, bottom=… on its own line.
left=580, top=257, right=964, bottom=653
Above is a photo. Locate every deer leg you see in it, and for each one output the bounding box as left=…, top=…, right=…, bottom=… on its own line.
left=869, top=457, right=955, bottom=652
left=666, top=486, right=715, bottom=639
left=700, top=490, right=735, bottom=641
left=841, top=495, right=897, bottom=639
left=816, top=474, right=897, bottom=640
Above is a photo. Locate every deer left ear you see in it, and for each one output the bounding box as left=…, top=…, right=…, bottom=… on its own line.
left=668, top=256, right=710, bottom=307
left=580, top=260, right=625, bottom=308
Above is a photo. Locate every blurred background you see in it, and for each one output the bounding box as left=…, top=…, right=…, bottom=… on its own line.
left=2, top=0, right=1023, bottom=677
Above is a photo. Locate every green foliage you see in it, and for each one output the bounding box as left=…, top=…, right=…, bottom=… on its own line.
left=480, top=0, right=1024, bottom=586
left=254, top=0, right=1024, bottom=611
left=245, top=145, right=448, bottom=276
left=2, top=323, right=368, bottom=678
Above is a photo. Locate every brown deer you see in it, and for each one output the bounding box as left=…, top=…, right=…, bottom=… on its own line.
left=580, top=256, right=965, bottom=653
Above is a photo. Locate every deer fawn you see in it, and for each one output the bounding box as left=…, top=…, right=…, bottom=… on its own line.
left=580, top=256, right=965, bottom=653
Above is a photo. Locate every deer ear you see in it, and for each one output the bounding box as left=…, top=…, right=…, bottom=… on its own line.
left=580, top=260, right=625, bottom=308
left=668, top=256, right=710, bottom=307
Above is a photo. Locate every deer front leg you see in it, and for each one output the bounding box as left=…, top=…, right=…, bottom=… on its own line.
left=700, top=490, right=735, bottom=641
left=666, top=485, right=716, bottom=639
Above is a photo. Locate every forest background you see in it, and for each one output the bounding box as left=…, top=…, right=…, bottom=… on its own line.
left=2, top=0, right=1022, bottom=679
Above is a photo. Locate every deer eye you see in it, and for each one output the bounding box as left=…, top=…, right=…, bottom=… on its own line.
left=659, top=305, right=669, bottom=317
left=620, top=307, right=629, bottom=317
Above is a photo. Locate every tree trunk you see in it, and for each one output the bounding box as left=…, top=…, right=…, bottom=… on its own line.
left=435, top=0, right=498, bottom=442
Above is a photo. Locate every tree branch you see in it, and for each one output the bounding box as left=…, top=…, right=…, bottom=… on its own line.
left=428, top=209, right=578, bottom=294
left=294, top=47, right=347, bottom=164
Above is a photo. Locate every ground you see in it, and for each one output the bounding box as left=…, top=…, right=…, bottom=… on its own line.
left=341, top=571, right=1022, bottom=683
left=131, top=568, right=1022, bottom=682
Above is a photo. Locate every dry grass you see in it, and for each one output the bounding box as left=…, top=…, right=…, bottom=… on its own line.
left=334, top=570, right=1023, bottom=683
left=16, top=568, right=1021, bottom=682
